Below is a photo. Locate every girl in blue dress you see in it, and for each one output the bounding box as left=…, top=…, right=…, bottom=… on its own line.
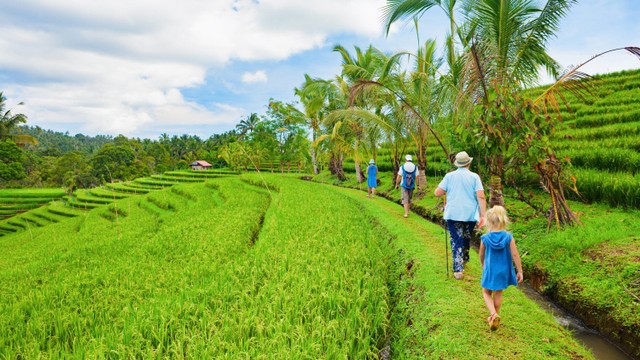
left=479, top=205, right=523, bottom=330
left=365, top=159, right=378, bottom=198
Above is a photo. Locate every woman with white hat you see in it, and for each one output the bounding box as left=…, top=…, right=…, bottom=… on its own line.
left=365, top=159, right=378, bottom=198
left=434, top=151, right=487, bottom=280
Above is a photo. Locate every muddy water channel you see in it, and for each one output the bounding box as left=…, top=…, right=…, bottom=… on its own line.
left=520, top=285, right=633, bottom=360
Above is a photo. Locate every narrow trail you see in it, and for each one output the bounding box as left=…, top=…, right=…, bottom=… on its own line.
left=321, top=183, right=594, bottom=359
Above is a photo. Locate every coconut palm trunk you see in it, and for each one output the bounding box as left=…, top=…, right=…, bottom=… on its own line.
left=329, top=152, right=346, bottom=181
left=311, top=146, right=319, bottom=174
left=354, top=137, right=365, bottom=183
left=311, top=127, right=320, bottom=175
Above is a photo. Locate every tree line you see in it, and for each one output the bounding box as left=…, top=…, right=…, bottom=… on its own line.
left=0, top=92, right=311, bottom=192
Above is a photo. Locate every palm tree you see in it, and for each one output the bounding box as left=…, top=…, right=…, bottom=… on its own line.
left=332, top=45, right=389, bottom=183
left=235, top=113, right=260, bottom=138
left=295, top=74, right=335, bottom=174
left=383, top=0, right=583, bottom=224
left=347, top=39, right=451, bottom=187
left=0, top=92, right=37, bottom=146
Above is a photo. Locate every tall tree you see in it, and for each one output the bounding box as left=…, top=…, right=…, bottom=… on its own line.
left=235, top=113, right=260, bottom=138
left=0, top=140, right=26, bottom=182
left=0, top=92, right=37, bottom=146
left=384, top=0, right=588, bottom=225
left=331, top=45, right=389, bottom=183
left=295, top=75, right=335, bottom=175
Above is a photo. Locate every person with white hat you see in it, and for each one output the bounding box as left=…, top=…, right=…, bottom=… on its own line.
left=434, top=151, right=487, bottom=280
left=365, top=159, right=378, bottom=198
left=395, top=154, right=421, bottom=218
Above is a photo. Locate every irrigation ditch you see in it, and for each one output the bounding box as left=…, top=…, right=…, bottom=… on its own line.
left=311, top=177, right=636, bottom=359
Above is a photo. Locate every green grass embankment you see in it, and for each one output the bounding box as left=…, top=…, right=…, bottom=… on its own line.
left=316, top=181, right=591, bottom=359
left=315, top=168, right=640, bottom=358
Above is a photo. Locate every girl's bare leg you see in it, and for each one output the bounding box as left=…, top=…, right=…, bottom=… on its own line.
left=493, top=290, right=504, bottom=314
left=482, top=288, right=496, bottom=314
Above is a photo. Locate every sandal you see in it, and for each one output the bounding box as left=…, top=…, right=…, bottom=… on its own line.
left=488, top=313, right=501, bottom=331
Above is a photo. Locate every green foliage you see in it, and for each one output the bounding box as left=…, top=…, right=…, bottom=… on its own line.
left=0, top=177, right=390, bottom=357
left=511, top=201, right=640, bottom=352
left=0, top=93, right=33, bottom=146
left=19, top=125, right=113, bottom=155
left=91, top=142, right=145, bottom=183
left=0, top=140, right=26, bottom=182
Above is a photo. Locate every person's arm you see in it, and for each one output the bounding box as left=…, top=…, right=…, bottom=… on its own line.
left=434, top=187, right=446, bottom=197
left=479, top=241, right=486, bottom=268
left=510, top=238, right=524, bottom=283
left=395, top=174, right=401, bottom=189
left=476, top=189, right=486, bottom=227
left=366, top=166, right=369, bottom=175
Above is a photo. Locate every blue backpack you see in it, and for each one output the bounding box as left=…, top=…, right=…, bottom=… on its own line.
left=402, top=165, right=417, bottom=189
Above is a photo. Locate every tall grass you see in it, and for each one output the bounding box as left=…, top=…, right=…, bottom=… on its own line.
left=567, top=168, right=640, bottom=208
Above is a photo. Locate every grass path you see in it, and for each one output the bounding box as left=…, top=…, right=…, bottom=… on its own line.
left=324, top=184, right=593, bottom=359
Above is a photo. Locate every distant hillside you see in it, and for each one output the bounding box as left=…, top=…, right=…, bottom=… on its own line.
left=17, top=126, right=113, bottom=156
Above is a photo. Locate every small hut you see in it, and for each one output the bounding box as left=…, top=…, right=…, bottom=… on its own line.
left=190, top=160, right=212, bottom=170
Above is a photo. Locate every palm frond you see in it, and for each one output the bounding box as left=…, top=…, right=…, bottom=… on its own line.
left=349, top=80, right=385, bottom=107
left=512, top=0, right=577, bottom=83
left=535, top=47, right=640, bottom=110
left=333, top=45, right=357, bottom=66
left=382, top=0, right=441, bottom=35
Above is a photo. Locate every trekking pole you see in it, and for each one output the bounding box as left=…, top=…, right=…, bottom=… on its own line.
left=444, top=222, right=449, bottom=278
left=443, top=194, right=449, bottom=278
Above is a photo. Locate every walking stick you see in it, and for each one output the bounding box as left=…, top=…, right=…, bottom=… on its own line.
left=444, top=221, right=449, bottom=278
left=443, top=196, right=449, bottom=278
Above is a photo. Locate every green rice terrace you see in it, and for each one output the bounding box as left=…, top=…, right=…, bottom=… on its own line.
left=1, top=70, right=639, bottom=358
left=0, top=169, right=637, bottom=358
left=0, top=171, right=595, bottom=358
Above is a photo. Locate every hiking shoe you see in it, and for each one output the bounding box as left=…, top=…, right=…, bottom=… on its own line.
left=453, top=272, right=464, bottom=280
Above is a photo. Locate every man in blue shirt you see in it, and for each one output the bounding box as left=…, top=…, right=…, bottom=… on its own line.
left=434, top=151, right=486, bottom=280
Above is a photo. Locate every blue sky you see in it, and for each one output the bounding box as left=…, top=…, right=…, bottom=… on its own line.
left=1, top=0, right=639, bottom=140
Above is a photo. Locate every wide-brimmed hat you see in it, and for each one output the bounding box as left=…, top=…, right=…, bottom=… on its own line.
left=454, top=151, right=473, bottom=167
left=405, top=154, right=413, bottom=161
left=369, top=159, right=375, bottom=164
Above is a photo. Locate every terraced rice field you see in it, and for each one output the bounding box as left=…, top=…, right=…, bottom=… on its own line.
left=0, top=173, right=591, bottom=358
left=527, top=69, right=640, bottom=208
left=0, top=170, right=236, bottom=238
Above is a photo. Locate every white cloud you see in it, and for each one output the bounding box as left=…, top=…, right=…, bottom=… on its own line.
left=241, top=71, right=268, bottom=84
left=1, top=0, right=637, bottom=138
left=0, top=0, right=391, bottom=137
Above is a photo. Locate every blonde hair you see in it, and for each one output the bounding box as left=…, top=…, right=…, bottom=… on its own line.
left=485, top=205, right=509, bottom=231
